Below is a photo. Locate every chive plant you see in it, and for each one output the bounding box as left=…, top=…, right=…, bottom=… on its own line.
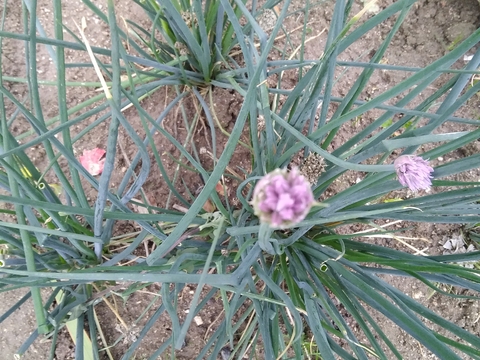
left=1, top=0, right=480, bottom=358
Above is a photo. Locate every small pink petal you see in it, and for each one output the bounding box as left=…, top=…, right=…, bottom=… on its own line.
left=79, top=148, right=106, bottom=176
left=275, top=193, right=294, bottom=212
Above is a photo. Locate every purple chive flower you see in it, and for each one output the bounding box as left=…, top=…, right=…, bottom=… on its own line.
left=394, top=155, right=434, bottom=191
left=252, top=167, right=315, bottom=228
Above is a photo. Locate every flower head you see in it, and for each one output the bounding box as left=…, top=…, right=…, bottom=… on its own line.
left=251, top=167, right=314, bottom=228
left=394, top=155, right=434, bottom=191
left=79, top=148, right=106, bottom=176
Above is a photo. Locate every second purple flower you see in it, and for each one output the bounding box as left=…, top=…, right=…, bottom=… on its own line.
left=394, top=155, right=434, bottom=191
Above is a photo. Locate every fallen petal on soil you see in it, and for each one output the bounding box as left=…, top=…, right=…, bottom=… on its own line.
left=79, top=148, right=106, bottom=176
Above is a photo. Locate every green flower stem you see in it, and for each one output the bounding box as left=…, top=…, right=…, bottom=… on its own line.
left=7, top=218, right=48, bottom=335
left=54, top=0, right=90, bottom=230
left=258, top=222, right=282, bottom=255
left=2, top=75, right=110, bottom=87
left=0, top=2, right=47, bottom=334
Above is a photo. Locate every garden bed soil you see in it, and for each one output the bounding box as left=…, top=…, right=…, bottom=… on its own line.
left=1, top=0, right=480, bottom=359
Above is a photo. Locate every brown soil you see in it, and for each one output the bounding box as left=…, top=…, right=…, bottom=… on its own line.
left=1, top=0, right=480, bottom=359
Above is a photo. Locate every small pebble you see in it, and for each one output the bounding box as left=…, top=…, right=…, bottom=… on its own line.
left=194, top=316, right=203, bottom=326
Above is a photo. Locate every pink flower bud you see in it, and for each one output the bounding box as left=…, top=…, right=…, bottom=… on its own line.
left=252, top=168, right=314, bottom=228
left=394, top=155, right=434, bottom=192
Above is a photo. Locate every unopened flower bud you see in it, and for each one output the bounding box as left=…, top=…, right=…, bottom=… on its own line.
left=252, top=168, right=314, bottom=228
left=394, top=155, right=434, bottom=192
